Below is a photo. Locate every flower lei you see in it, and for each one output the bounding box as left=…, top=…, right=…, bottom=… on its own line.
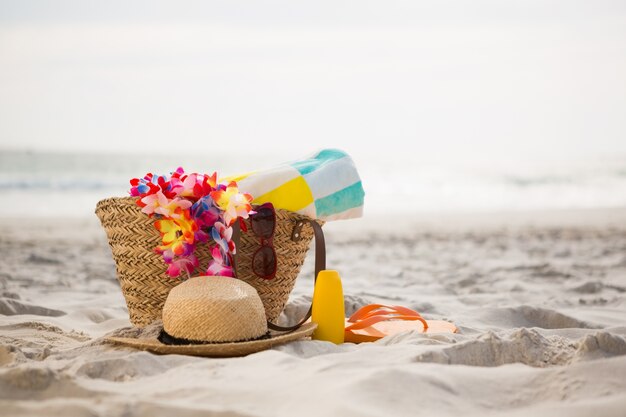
left=129, top=167, right=254, bottom=279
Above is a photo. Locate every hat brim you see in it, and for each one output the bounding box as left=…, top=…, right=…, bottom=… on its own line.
left=106, top=322, right=317, bottom=357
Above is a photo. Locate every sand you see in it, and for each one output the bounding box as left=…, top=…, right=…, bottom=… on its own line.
left=1, top=209, right=626, bottom=416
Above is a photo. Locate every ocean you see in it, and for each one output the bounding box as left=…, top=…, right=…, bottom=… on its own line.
left=1, top=149, right=625, bottom=218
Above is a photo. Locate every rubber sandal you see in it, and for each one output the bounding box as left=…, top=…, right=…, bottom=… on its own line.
left=344, top=304, right=457, bottom=343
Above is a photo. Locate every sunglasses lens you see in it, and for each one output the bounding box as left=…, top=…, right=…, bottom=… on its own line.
left=252, top=246, right=277, bottom=279
left=250, top=206, right=275, bottom=239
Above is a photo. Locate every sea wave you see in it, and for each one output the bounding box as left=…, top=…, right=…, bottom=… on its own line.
left=1, top=150, right=625, bottom=216
left=0, top=178, right=122, bottom=191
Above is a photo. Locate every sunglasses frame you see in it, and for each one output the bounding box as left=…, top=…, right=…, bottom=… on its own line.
left=250, top=203, right=277, bottom=280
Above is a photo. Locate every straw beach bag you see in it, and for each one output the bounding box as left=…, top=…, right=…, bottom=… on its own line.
left=96, top=196, right=324, bottom=327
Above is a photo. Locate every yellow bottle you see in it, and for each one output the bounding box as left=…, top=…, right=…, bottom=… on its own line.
left=311, top=270, right=345, bottom=344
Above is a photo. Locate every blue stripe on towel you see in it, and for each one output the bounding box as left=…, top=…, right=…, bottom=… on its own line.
left=314, top=181, right=365, bottom=218
left=291, top=149, right=347, bottom=176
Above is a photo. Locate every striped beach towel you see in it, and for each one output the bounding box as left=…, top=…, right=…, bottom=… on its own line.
left=225, top=149, right=364, bottom=221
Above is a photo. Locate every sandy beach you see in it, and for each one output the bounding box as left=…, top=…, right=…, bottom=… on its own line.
left=2, top=0, right=626, bottom=414
left=0, top=208, right=625, bottom=416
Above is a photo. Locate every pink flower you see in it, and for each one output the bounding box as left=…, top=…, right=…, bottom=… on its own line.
left=163, top=252, right=198, bottom=278
left=206, top=246, right=235, bottom=277
left=191, top=195, right=220, bottom=229
left=140, top=191, right=192, bottom=218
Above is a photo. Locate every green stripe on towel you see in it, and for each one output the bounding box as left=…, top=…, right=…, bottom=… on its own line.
left=314, top=181, right=365, bottom=218
left=291, top=149, right=347, bottom=176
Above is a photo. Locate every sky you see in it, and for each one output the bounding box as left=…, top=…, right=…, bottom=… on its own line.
left=0, top=0, right=625, bottom=164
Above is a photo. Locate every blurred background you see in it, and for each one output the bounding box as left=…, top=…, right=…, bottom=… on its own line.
left=1, top=0, right=625, bottom=217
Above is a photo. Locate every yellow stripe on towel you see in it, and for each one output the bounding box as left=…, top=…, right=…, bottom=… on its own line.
left=253, top=175, right=314, bottom=213
left=221, top=171, right=256, bottom=184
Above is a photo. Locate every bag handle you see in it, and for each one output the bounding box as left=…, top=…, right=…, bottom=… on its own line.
left=266, top=219, right=325, bottom=332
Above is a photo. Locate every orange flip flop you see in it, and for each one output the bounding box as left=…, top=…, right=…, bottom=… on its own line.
left=344, top=304, right=458, bottom=343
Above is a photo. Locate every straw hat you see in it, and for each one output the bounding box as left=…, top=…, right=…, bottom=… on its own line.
left=107, top=276, right=316, bottom=357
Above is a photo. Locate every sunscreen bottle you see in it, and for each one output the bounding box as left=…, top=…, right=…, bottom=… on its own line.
left=311, top=270, right=345, bottom=344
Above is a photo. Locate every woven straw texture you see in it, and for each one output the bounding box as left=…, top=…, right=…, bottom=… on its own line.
left=163, top=276, right=267, bottom=343
left=106, top=322, right=317, bottom=357
left=96, top=196, right=322, bottom=327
